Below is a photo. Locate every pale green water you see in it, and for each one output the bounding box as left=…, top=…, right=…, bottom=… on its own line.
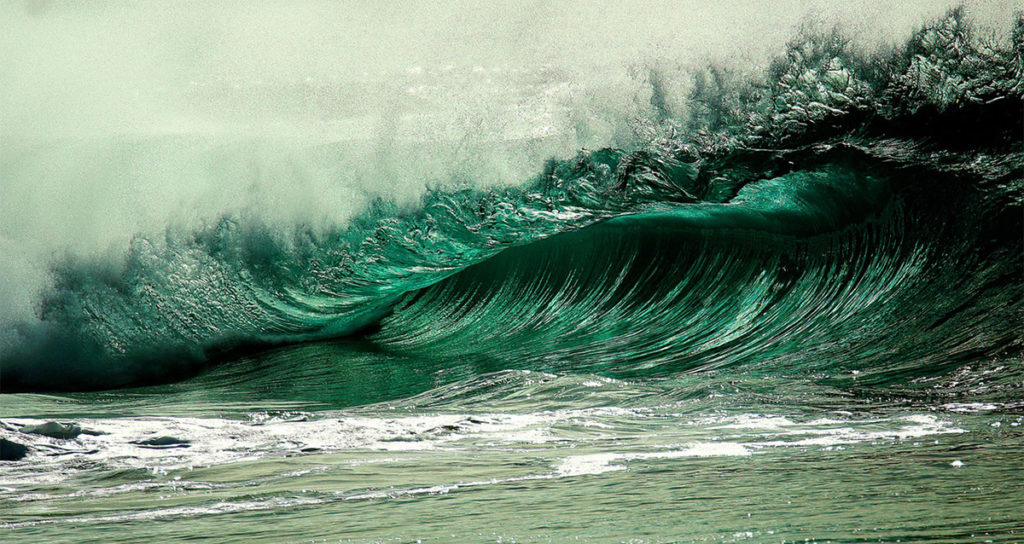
left=3, top=360, right=1023, bottom=543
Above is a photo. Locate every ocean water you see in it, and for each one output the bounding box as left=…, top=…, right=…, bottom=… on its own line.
left=2, top=3, right=1023, bottom=543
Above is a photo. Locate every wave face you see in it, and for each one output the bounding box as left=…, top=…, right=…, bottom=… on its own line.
left=1, top=9, right=1022, bottom=391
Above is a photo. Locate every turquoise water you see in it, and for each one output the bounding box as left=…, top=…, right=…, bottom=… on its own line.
left=2, top=6, right=1023, bottom=543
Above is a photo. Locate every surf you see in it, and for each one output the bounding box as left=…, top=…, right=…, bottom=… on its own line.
left=1, top=8, right=1021, bottom=393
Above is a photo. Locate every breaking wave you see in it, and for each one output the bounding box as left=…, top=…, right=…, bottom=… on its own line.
left=2, top=9, right=1021, bottom=391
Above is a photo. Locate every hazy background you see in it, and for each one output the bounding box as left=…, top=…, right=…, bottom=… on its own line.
left=0, top=0, right=1018, bottom=346
left=3, top=1, right=1016, bottom=138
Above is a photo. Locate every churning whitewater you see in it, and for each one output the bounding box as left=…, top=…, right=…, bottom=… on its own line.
left=1, top=3, right=1022, bottom=543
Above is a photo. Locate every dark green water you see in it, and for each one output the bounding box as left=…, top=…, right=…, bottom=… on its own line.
left=2, top=8, right=1023, bottom=543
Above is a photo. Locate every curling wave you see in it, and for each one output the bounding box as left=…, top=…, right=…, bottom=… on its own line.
left=2, top=9, right=1021, bottom=391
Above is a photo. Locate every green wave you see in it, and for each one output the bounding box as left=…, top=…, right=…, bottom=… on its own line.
left=2, top=8, right=1021, bottom=391
left=375, top=165, right=1018, bottom=386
